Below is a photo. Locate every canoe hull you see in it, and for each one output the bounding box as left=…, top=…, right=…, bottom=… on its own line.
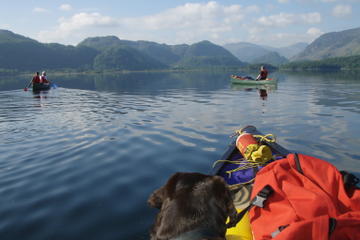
left=32, top=83, right=51, bottom=91
left=213, top=126, right=290, bottom=240
left=231, top=76, right=276, bottom=85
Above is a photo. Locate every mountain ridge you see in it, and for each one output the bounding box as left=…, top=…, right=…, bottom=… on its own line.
left=292, top=27, right=360, bottom=61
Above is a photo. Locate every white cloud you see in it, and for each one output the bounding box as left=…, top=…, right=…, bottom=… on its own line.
left=38, top=12, right=119, bottom=43
left=257, top=12, right=321, bottom=27
left=278, top=0, right=289, bottom=3
left=248, top=28, right=323, bottom=47
left=37, top=2, right=259, bottom=45
left=33, top=7, right=49, bottom=13
left=332, top=4, right=352, bottom=17
left=307, top=27, right=323, bottom=37
left=60, top=4, right=73, bottom=11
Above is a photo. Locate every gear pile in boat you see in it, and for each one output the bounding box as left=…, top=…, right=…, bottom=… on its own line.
left=213, top=126, right=360, bottom=240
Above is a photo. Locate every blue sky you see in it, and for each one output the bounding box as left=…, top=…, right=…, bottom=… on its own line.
left=0, top=0, right=359, bottom=47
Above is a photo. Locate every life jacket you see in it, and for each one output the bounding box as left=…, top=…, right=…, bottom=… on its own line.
left=248, top=153, right=360, bottom=240
left=32, top=75, right=41, bottom=83
left=40, top=75, right=49, bottom=83
left=260, top=69, right=268, bottom=80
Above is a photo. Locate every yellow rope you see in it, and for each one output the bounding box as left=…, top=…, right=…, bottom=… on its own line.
left=213, top=157, right=273, bottom=178
left=214, top=128, right=277, bottom=180
left=232, top=128, right=276, bottom=144
left=253, top=134, right=276, bottom=143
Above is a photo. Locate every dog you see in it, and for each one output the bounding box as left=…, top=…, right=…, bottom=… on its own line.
left=148, top=172, right=239, bottom=240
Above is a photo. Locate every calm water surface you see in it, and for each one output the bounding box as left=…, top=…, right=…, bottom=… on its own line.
left=0, top=71, right=359, bottom=239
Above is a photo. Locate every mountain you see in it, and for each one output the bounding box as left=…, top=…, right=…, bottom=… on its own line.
left=223, top=42, right=272, bottom=63
left=263, top=42, right=308, bottom=59
left=176, top=41, right=245, bottom=68
left=223, top=42, right=307, bottom=63
left=0, top=29, right=36, bottom=43
left=80, top=37, right=244, bottom=69
left=77, top=36, right=121, bottom=51
left=93, top=46, right=167, bottom=70
left=293, top=27, right=360, bottom=61
left=251, top=51, right=288, bottom=66
left=0, top=29, right=97, bottom=71
left=79, top=37, right=181, bottom=65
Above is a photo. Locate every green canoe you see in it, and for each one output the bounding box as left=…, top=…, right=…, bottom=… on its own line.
left=231, top=76, right=277, bottom=85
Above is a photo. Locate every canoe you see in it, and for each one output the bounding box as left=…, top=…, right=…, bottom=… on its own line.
left=212, top=125, right=290, bottom=240
left=33, top=83, right=51, bottom=91
left=231, top=76, right=276, bottom=85
left=32, top=83, right=57, bottom=91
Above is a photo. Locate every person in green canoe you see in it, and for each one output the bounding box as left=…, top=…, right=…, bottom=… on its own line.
left=231, top=65, right=269, bottom=81
left=256, top=66, right=268, bottom=80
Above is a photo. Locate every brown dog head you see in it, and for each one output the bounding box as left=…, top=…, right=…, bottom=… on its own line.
left=148, top=172, right=238, bottom=240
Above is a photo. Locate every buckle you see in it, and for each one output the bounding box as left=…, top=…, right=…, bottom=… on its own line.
left=252, top=185, right=273, bottom=208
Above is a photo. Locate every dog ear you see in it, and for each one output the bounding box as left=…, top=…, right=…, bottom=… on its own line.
left=226, top=200, right=239, bottom=228
left=148, top=186, right=166, bottom=209
left=148, top=172, right=182, bottom=209
left=211, top=176, right=239, bottom=228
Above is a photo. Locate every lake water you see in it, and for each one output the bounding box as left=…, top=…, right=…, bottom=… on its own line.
left=0, top=70, right=359, bottom=239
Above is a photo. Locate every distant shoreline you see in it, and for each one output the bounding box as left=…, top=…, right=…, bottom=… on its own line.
left=1, top=65, right=360, bottom=78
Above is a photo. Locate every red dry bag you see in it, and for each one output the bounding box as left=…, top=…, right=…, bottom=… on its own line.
left=249, top=153, right=360, bottom=240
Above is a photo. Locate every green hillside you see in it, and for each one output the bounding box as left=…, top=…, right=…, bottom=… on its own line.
left=79, top=37, right=182, bottom=65
left=251, top=51, right=288, bottom=66
left=177, top=41, right=245, bottom=68
left=282, top=55, right=360, bottom=71
left=293, top=27, right=360, bottom=61
left=77, top=36, right=121, bottom=51
left=0, top=30, right=98, bottom=71
left=93, top=46, right=167, bottom=70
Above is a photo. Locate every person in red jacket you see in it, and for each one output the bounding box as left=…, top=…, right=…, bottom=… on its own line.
left=32, top=72, right=41, bottom=84
left=256, top=66, right=268, bottom=80
left=231, top=66, right=269, bottom=81
left=40, top=71, right=50, bottom=84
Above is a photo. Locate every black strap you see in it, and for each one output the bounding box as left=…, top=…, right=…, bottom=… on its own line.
left=340, top=171, right=360, bottom=190
left=328, top=218, right=337, bottom=236
left=294, top=153, right=304, bottom=175
left=232, top=185, right=273, bottom=224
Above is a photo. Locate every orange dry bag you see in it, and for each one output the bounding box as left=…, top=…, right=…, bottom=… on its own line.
left=236, top=133, right=272, bottom=163
left=249, top=153, right=360, bottom=240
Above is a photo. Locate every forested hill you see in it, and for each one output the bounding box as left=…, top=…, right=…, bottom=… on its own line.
left=292, top=27, right=360, bottom=61
left=282, top=55, right=360, bottom=71
left=78, top=37, right=245, bottom=69
left=223, top=42, right=308, bottom=62
left=0, top=30, right=98, bottom=71
left=0, top=29, right=246, bottom=72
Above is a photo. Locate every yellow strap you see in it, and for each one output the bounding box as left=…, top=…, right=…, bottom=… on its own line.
left=253, top=134, right=276, bottom=143
left=212, top=159, right=246, bottom=167
left=232, top=128, right=276, bottom=144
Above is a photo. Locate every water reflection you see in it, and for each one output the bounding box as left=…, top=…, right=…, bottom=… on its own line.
left=230, top=83, right=276, bottom=101
left=259, top=89, right=267, bottom=100
left=46, top=71, right=234, bottom=94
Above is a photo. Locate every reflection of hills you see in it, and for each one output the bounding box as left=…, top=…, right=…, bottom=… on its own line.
left=230, top=83, right=277, bottom=91
left=284, top=71, right=360, bottom=114
left=315, top=88, right=360, bottom=114
left=53, top=71, right=233, bottom=94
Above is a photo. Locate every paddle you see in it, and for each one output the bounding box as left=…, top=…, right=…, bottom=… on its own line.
left=24, top=79, right=33, bottom=91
